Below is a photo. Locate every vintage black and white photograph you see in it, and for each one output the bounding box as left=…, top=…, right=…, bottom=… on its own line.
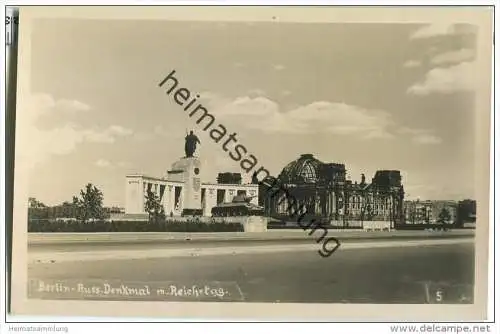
left=11, top=6, right=492, bottom=321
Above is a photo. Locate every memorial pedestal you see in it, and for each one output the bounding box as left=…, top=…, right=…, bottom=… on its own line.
left=167, top=156, right=202, bottom=215
left=242, top=216, right=268, bottom=232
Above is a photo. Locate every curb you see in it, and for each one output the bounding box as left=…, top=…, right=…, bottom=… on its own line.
left=28, top=230, right=475, bottom=245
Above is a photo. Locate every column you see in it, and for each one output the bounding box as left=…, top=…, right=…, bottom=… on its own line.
left=125, top=176, right=145, bottom=214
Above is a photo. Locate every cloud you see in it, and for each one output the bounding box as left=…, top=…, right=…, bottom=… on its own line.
left=22, top=94, right=90, bottom=125
left=273, top=64, right=285, bottom=71
left=430, top=48, right=475, bottom=65
left=56, top=99, right=91, bottom=112
left=412, top=133, right=443, bottom=145
left=95, top=159, right=130, bottom=169
left=151, top=125, right=179, bottom=137
left=18, top=93, right=133, bottom=169
left=410, top=23, right=457, bottom=39
left=426, top=46, right=439, bottom=55
left=407, top=61, right=477, bottom=95
left=117, top=161, right=131, bottom=168
left=403, top=60, right=421, bottom=68
left=132, top=124, right=183, bottom=142
left=95, top=159, right=112, bottom=168
left=363, top=129, right=395, bottom=140
left=410, top=23, right=477, bottom=40
left=397, top=127, right=442, bottom=145
left=30, top=93, right=91, bottom=114
left=108, top=125, right=133, bottom=136
left=247, top=88, right=266, bottom=97
left=200, top=93, right=395, bottom=139
left=289, top=101, right=395, bottom=139
left=79, top=126, right=132, bottom=144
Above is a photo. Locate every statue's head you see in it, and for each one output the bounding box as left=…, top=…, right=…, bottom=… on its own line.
left=190, top=130, right=194, bottom=135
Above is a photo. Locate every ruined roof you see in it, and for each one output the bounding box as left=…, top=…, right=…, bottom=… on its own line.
left=278, top=154, right=324, bottom=184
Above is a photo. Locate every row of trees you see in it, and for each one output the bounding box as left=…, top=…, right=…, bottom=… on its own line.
left=28, top=183, right=247, bottom=233
left=29, top=183, right=107, bottom=222
left=29, top=183, right=168, bottom=223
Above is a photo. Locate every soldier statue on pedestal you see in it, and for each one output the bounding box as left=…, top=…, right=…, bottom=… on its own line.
left=184, top=130, right=201, bottom=158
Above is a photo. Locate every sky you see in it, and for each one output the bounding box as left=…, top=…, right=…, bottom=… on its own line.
left=26, top=19, right=479, bottom=206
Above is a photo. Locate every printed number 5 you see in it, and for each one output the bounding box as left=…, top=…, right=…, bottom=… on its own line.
left=436, top=290, right=443, bottom=302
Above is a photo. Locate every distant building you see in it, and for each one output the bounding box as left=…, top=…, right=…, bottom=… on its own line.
left=403, top=200, right=458, bottom=224
left=256, top=154, right=405, bottom=228
left=457, top=199, right=476, bottom=227
left=217, top=172, right=242, bottom=185
left=106, top=207, right=125, bottom=214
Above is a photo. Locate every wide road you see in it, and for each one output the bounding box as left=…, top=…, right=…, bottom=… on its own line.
left=28, top=230, right=474, bottom=252
left=28, top=242, right=474, bottom=304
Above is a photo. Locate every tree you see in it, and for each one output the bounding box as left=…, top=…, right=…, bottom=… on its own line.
left=437, top=207, right=452, bottom=225
left=28, top=197, right=46, bottom=208
left=60, top=201, right=78, bottom=218
left=73, top=183, right=105, bottom=222
left=408, top=208, right=416, bottom=224
left=28, top=197, right=48, bottom=220
left=145, top=189, right=165, bottom=222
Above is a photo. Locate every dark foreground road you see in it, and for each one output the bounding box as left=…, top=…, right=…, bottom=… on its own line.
left=28, top=243, right=474, bottom=304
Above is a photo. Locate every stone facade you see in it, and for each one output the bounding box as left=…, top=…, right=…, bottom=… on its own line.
left=125, top=156, right=258, bottom=217
left=257, top=154, right=405, bottom=228
left=403, top=200, right=458, bottom=224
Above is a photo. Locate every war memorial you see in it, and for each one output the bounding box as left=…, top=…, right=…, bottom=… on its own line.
left=124, top=131, right=260, bottom=217
left=123, top=131, right=411, bottom=232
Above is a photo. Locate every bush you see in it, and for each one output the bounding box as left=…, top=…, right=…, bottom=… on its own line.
left=28, top=219, right=244, bottom=233
left=394, top=223, right=458, bottom=231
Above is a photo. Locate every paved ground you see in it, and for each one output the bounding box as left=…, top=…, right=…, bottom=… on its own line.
left=28, top=242, right=475, bottom=304
left=28, top=230, right=474, bottom=252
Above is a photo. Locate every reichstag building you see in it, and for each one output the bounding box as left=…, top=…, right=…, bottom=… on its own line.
left=255, top=154, right=405, bottom=227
